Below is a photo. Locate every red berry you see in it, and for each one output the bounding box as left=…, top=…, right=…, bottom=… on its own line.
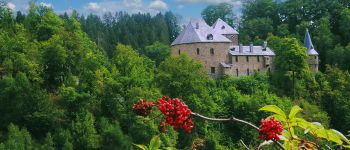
left=258, top=117, right=283, bottom=141
left=132, top=99, right=154, bottom=117
left=157, top=96, right=194, bottom=133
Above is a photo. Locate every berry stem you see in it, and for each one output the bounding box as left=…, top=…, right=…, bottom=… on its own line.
left=191, top=112, right=285, bottom=150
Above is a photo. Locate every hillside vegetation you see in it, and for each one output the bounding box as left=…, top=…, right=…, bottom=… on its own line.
left=0, top=1, right=349, bottom=149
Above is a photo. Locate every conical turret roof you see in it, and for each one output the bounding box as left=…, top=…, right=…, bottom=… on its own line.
left=304, top=29, right=318, bottom=55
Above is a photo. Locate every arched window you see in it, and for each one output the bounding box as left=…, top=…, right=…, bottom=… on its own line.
left=210, top=48, right=214, bottom=55
left=211, top=67, right=216, bottom=74
left=207, top=34, right=213, bottom=40
left=221, top=25, right=225, bottom=29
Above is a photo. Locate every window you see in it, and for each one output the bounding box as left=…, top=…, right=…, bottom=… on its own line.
left=235, top=56, right=238, bottom=62
left=207, top=34, right=213, bottom=40
left=229, top=56, right=233, bottom=64
left=258, top=69, right=260, bottom=72
left=196, top=48, right=200, bottom=55
left=314, top=56, right=317, bottom=60
left=257, top=56, right=260, bottom=62
left=178, top=49, right=181, bottom=55
left=221, top=25, right=225, bottom=29
left=211, top=67, right=216, bottom=74
left=246, top=56, right=249, bottom=62
left=247, top=68, right=250, bottom=75
left=210, top=48, right=214, bottom=55
left=236, top=69, right=239, bottom=76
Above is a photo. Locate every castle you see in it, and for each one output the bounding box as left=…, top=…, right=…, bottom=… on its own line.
left=171, top=18, right=318, bottom=77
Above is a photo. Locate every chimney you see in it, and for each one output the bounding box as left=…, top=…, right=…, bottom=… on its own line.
left=196, top=22, right=199, bottom=29
left=262, top=41, right=267, bottom=51
left=250, top=42, right=254, bottom=53
left=239, top=44, right=243, bottom=53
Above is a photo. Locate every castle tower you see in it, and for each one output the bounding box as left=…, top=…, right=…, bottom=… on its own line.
left=304, top=29, right=319, bottom=73
left=212, top=18, right=239, bottom=45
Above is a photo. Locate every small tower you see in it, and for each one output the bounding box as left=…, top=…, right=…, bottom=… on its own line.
left=212, top=18, right=239, bottom=45
left=304, top=29, right=319, bottom=73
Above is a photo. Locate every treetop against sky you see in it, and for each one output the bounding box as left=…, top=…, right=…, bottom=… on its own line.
left=5, top=0, right=242, bottom=23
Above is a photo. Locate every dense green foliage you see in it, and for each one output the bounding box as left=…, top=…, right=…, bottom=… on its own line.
left=238, top=0, right=350, bottom=72
left=0, top=0, right=349, bottom=149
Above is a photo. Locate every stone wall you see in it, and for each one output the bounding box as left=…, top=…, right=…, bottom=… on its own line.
left=308, top=55, right=318, bottom=73
left=227, top=55, right=274, bottom=76
left=171, top=42, right=231, bottom=77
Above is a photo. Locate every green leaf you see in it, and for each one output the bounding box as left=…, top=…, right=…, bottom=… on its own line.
left=149, top=135, right=161, bottom=150
left=288, top=105, right=302, bottom=119
left=133, top=144, right=148, bottom=150
left=331, top=129, right=350, bottom=144
left=259, top=105, right=286, bottom=119
left=271, top=114, right=287, bottom=123
left=290, top=118, right=309, bottom=128
left=327, top=130, right=343, bottom=144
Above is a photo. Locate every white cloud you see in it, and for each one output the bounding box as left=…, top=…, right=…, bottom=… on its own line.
left=40, top=2, right=53, bottom=8
left=7, top=2, right=16, bottom=10
left=174, top=0, right=240, bottom=5
left=124, top=0, right=143, bottom=8
left=6, top=0, right=29, bottom=12
left=149, top=0, right=168, bottom=10
left=85, top=2, right=100, bottom=11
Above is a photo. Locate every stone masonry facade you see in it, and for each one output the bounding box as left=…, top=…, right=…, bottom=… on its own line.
left=171, top=18, right=318, bottom=77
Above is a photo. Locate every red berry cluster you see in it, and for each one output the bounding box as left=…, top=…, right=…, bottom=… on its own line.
left=157, top=96, right=194, bottom=133
left=132, top=99, right=154, bottom=117
left=258, top=117, right=284, bottom=141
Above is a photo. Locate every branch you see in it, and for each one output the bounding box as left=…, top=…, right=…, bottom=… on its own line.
left=191, top=112, right=285, bottom=150
left=240, top=140, right=250, bottom=150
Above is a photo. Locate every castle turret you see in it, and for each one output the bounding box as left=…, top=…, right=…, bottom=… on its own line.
left=304, top=29, right=319, bottom=73
left=212, top=18, right=239, bottom=45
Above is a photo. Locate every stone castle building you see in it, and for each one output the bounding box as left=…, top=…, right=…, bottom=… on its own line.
left=171, top=18, right=318, bottom=77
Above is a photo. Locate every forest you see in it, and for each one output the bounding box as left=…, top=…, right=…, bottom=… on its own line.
left=0, top=0, right=350, bottom=149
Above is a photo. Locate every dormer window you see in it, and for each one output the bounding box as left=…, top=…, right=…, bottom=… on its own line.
left=221, top=25, right=225, bottom=29
left=207, top=34, right=213, bottom=40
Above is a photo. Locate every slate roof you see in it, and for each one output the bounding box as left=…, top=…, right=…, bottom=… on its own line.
left=220, top=62, right=232, bottom=68
left=171, top=19, right=231, bottom=46
left=304, top=29, right=319, bottom=55
left=212, top=18, right=239, bottom=35
left=229, top=46, right=275, bottom=56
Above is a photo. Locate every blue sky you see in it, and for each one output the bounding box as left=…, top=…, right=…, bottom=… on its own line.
left=5, top=0, right=242, bottom=23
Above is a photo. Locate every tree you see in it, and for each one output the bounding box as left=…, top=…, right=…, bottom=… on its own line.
left=164, top=11, right=180, bottom=42
left=157, top=55, right=217, bottom=114
left=268, top=36, right=312, bottom=98
left=239, top=18, right=274, bottom=43
left=313, top=16, right=333, bottom=71
left=3, top=124, right=33, bottom=150
left=42, top=34, right=68, bottom=90
left=201, top=3, right=235, bottom=26
left=112, top=43, right=155, bottom=93
left=339, top=7, right=350, bottom=45
left=98, top=117, right=131, bottom=149
left=41, top=133, right=55, bottom=150
left=70, top=112, right=100, bottom=149
left=242, top=0, right=279, bottom=25
left=143, top=41, right=171, bottom=65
